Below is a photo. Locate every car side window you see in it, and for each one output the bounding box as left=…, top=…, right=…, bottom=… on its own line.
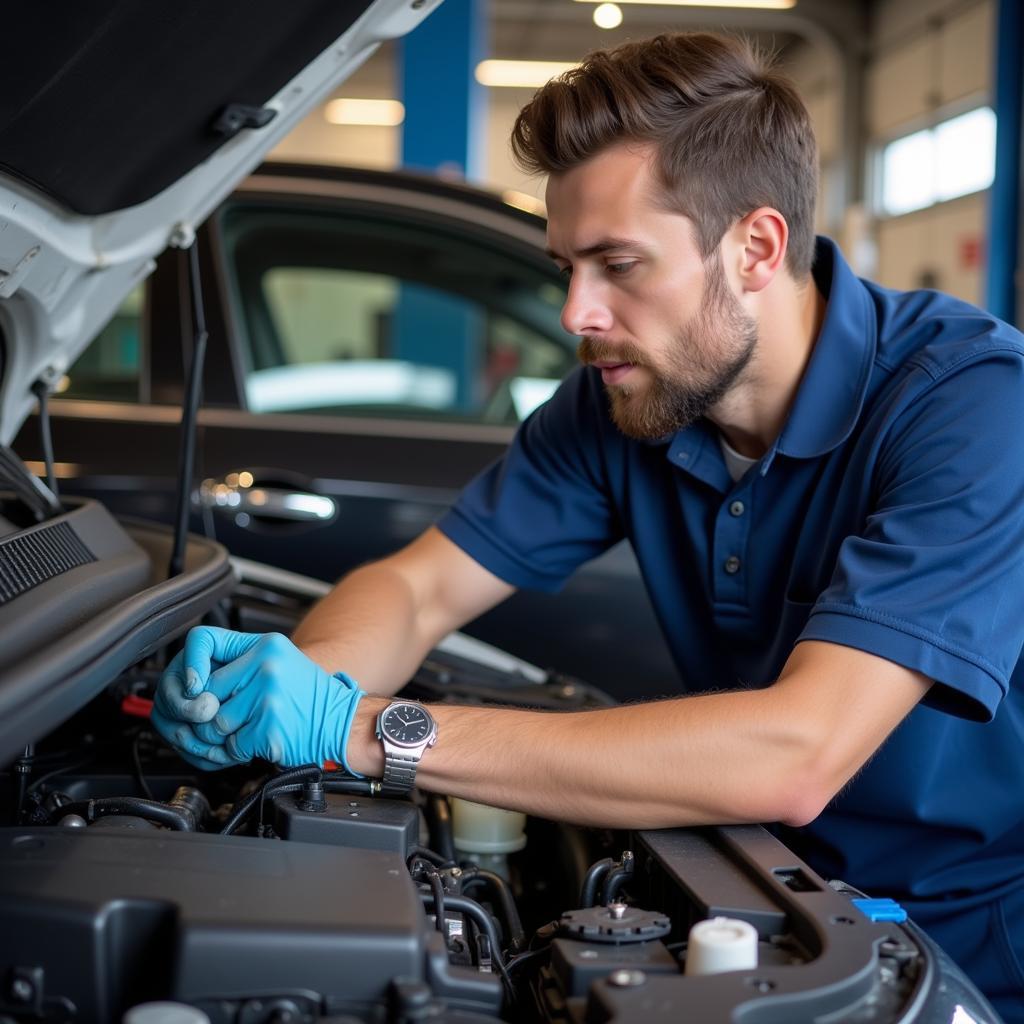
left=59, top=284, right=145, bottom=401
left=219, top=203, right=575, bottom=424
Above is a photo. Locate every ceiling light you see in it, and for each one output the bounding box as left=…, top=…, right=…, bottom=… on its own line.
left=574, top=0, right=795, bottom=8
left=324, top=98, right=405, bottom=127
left=475, top=60, right=579, bottom=88
left=594, top=2, right=624, bottom=28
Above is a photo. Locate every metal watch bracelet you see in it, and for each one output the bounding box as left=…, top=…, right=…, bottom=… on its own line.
left=382, top=750, right=421, bottom=790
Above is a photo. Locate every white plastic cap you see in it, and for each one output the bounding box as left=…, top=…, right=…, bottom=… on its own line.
left=684, top=916, right=759, bottom=976
left=123, top=1003, right=211, bottom=1024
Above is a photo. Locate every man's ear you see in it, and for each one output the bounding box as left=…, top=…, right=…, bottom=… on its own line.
left=727, top=207, right=789, bottom=293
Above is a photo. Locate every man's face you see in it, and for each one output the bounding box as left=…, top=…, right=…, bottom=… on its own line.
left=545, top=143, right=757, bottom=440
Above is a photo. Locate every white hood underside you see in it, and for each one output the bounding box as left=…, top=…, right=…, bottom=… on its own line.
left=0, top=0, right=442, bottom=447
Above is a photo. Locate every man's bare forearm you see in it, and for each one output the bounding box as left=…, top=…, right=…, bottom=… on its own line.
left=290, top=560, right=443, bottom=694
left=347, top=687, right=817, bottom=828
left=290, top=528, right=516, bottom=694
left=344, top=642, right=931, bottom=829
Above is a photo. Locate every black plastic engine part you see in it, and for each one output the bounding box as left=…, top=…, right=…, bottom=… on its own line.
left=0, top=826, right=432, bottom=1022
left=0, top=510, right=235, bottom=768
left=622, top=825, right=927, bottom=1023
left=558, top=904, right=671, bottom=944
left=271, top=790, right=419, bottom=856
left=547, top=936, right=680, bottom=1000
left=637, top=827, right=789, bottom=939
left=87, top=814, right=158, bottom=830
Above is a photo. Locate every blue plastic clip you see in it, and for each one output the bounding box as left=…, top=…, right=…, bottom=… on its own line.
left=850, top=897, right=908, bottom=923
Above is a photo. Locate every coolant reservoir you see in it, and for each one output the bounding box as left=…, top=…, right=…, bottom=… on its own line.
left=450, top=797, right=527, bottom=877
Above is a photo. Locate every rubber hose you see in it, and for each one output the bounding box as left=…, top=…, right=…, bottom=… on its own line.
left=418, top=891, right=515, bottom=999
left=407, top=845, right=455, bottom=868
left=220, top=764, right=322, bottom=835
left=322, top=778, right=387, bottom=796
left=425, top=872, right=447, bottom=933
left=54, top=797, right=191, bottom=832
left=600, top=862, right=634, bottom=906
left=462, top=868, right=526, bottom=953
left=580, top=857, right=615, bottom=908
left=427, top=794, right=457, bottom=863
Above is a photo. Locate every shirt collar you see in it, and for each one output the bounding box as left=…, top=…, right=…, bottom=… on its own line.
left=659, top=237, right=876, bottom=484
left=767, top=236, right=876, bottom=466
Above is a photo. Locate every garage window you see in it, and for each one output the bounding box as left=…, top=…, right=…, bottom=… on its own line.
left=877, top=106, right=996, bottom=217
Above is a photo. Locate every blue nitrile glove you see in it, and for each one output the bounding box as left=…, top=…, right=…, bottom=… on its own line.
left=151, top=648, right=228, bottom=771
left=157, top=626, right=365, bottom=772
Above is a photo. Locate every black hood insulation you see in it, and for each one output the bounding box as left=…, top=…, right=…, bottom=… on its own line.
left=0, top=0, right=374, bottom=215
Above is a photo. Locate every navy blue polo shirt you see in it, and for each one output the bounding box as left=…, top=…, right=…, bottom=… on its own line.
left=438, top=238, right=1024, bottom=930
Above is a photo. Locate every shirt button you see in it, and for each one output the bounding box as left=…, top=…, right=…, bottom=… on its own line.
left=724, top=555, right=741, bottom=574
left=729, top=500, right=745, bottom=517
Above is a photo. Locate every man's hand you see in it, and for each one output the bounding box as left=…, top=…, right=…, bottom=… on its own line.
left=151, top=646, right=228, bottom=769
left=152, top=626, right=366, bottom=772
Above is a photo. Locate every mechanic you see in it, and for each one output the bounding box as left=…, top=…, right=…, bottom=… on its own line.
left=153, top=33, right=1024, bottom=1019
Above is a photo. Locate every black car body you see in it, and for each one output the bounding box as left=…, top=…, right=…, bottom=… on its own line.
left=0, top=3, right=1004, bottom=1022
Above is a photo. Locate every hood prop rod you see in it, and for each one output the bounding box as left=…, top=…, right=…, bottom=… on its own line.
left=0, top=444, right=58, bottom=522
left=168, top=240, right=208, bottom=578
left=30, top=378, right=60, bottom=505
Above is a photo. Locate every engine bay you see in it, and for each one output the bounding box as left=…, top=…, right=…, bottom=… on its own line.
left=0, top=499, right=999, bottom=1023
left=0, top=595, right=966, bottom=1024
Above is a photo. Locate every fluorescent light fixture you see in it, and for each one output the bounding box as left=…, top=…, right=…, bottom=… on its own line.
left=324, top=98, right=405, bottom=126
left=475, top=60, right=579, bottom=88
left=574, top=0, right=796, bottom=8
left=594, top=2, right=624, bottom=28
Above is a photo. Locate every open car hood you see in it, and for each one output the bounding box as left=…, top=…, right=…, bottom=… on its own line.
left=0, top=0, right=441, bottom=446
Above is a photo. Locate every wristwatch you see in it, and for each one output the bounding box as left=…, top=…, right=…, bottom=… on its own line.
left=375, top=700, right=438, bottom=793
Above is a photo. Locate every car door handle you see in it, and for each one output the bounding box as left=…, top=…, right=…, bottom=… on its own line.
left=198, top=477, right=337, bottom=524
left=237, top=487, right=336, bottom=522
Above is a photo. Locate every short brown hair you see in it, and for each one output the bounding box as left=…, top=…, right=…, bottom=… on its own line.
left=511, top=32, right=818, bottom=277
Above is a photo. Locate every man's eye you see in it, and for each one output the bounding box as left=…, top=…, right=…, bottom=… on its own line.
left=607, top=262, right=636, bottom=276
left=558, top=265, right=573, bottom=279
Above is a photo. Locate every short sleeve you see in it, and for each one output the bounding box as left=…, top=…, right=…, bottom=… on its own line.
left=437, top=368, right=622, bottom=592
left=799, top=350, right=1024, bottom=721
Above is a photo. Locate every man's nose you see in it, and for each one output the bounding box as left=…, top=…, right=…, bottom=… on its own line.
left=561, top=275, right=614, bottom=336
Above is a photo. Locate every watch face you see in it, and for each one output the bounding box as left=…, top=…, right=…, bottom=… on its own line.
left=382, top=703, right=433, bottom=746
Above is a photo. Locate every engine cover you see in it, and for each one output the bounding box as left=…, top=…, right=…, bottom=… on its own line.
left=0, top=826, right=426, bottom=1022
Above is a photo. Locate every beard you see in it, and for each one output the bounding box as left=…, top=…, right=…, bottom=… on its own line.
left=577, top=255, right=757, bottom=440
